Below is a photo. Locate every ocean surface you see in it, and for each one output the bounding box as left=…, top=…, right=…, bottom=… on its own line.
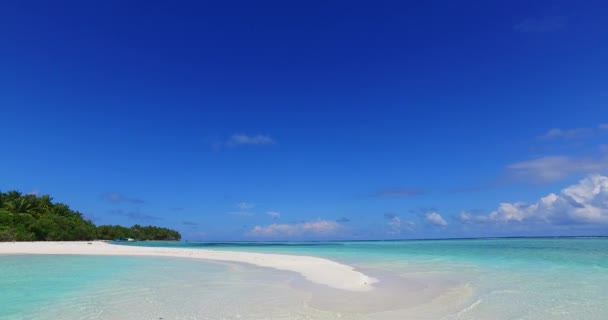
left=1, top=238, right=607, bottom=319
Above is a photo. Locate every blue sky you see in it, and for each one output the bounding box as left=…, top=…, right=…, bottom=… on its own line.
left=1, top=0, right=607, bottom=240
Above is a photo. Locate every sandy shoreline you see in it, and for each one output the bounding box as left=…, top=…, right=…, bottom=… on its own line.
left=0, top=241, right=377, bottom=292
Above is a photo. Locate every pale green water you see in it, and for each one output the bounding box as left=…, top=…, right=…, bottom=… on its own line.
left=1, top=238, right=607, bottom=319
left=0, top=255, right=148, bottom=320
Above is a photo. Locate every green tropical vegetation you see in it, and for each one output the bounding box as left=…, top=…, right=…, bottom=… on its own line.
left=0, top=191, right=181, bottom=241
left=96, top=224, right=181, bottom=241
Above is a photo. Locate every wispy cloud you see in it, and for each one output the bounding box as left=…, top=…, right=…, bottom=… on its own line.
left=336, top=217, right=351, bottom=223
left=425, top=212, right=448, bottom=227
left=387, top=216, right=401, bottom=234
left=513, top=16, right=566, bottom=33
left=457, top=209, right=486, bottom=223
left=510, top=123, right=608, bottom=183
left=266, top=211, right=281, bottom=219
left=373, top=188, right=425, bottom=198
left=384, top=213, right=414, bottom=234
left=538, top=128, right=594, bottom=140
left=182, top=220, right=199, bottom=226
left=507, top=155, right=608, bottom=183
left=226, top=134, right=275, bottom=147
left=247, top=219, right=341, bottom=237
left=460, top=175, right=608, bottom=225
left=103, top=193, right=145, bottom=204
left=237, top=202, right=255, bottom=210
left=537, top=123, right=608, bottom=141
left=228, top=202, right=256, bottom=216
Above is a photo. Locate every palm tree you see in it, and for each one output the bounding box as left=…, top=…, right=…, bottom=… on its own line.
left=5, top=198, right=36, bottom=214
left=38, top=195, right=53, bottom=211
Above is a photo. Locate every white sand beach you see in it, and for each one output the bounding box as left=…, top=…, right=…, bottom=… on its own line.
left=0, top=241, right=377, bottom=292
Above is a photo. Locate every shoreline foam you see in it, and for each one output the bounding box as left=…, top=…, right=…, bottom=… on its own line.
left=0, top=241, right=377, bottom=292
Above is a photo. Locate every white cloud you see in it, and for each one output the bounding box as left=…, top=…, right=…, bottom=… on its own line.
left=227, top=202, right=256, bottom=216
left=383, top=213, right=414, bottom=234
left=459, top=211, right=478, bottom=223
left=507, top=156, right=608, bottom=183
left=535, top=123, right=607, bottom=141
left=387, top=216, right=401, bottom=234
left=227, top=134, right=274, bottom=147
left=425, top=212, right=448, bottom=226
left=266, top=211, right=281, bottom=219
left=461, top=175, right=608, bottom=225
left=247, top=219, right=341, bottom=237
left=538, top=128, right=593, bottom=140
left=237, top=202, right=256, bottom=210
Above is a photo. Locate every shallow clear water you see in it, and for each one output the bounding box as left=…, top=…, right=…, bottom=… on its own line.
left=1, top=238, right=607, bottom=319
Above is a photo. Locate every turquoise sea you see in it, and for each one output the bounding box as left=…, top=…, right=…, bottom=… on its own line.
left=1, top=238, right=607, bottom=319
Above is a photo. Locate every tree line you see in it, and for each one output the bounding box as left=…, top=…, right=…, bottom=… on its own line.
left=0, top=191, right=181, bottom=241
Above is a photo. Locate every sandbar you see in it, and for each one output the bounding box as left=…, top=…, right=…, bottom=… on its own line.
left=0, top=241, right=377, bottom=292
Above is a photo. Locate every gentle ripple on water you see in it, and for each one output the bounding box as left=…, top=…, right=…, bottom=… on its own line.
left=1, top=238, right=608, bottom=319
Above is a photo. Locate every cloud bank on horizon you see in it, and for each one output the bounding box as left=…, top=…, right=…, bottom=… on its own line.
left=245, top=174, right=608, bottom=239
left=247, top=220, right=341, bottom=238
left=461, top=175, right=608, bottom=225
